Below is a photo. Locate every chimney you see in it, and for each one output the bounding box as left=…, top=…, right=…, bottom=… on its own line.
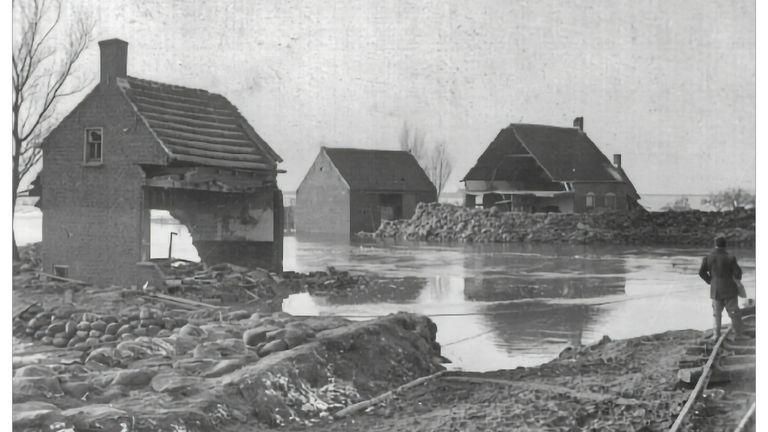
left=573, top=116, right=584, bottom=131
left=613, top=154, right=622, bottom=169
left=98, top=39, right=128, bottom=86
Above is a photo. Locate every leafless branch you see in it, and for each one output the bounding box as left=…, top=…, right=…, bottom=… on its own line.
left=12, top=0, right=95, bottom=206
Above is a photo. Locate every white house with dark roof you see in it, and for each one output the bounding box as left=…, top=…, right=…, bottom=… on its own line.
left=35, top=39, right=284, bottom=286
left=462, top=117, right=639, bottom=213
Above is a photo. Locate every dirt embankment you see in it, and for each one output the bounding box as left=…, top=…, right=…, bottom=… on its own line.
left=367, top=203, right=755, bottom=247
left=285, top=330, right=754, bottom=432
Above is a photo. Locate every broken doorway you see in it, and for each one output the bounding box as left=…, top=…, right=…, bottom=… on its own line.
left=150, top=210, right=200, bottom=262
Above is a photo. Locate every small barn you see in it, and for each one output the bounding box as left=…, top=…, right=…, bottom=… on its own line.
left=35, top=39, right=284, bottom=287
left=462, top=118, right=639, bottom=213
left=295, top=147, right=437, bottom=236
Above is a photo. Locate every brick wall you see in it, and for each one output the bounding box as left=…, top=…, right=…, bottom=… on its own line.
left=41, top=84, right=166, bottom=287
left=295, top=151, right=350, bottom=236
left=572, top=182, right=632, bottom=213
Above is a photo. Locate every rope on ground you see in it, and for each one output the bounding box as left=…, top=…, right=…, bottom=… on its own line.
left=333, top=370, right=446, bottom=419
left=733, top=400, right=756, bottom=432
left=442, top=328, right=497, bottom=346
left=668, top=327, right=731, bottom=432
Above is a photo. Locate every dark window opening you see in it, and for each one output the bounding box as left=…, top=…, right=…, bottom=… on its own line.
left=84, top=128, right=103, bottom=163
left=605, top=193, right=616, bottom=209
left=53, top=265, right=69, bottom=278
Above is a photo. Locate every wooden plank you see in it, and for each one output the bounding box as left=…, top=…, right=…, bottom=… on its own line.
left=166, top=145, right=264, bottom=163
left=153, top=127, right=254, bottom=147
left=144, top=293, right=223, bottom=309
left=669, top=329, right=731, bottom=432
left=141, top=111, right=240, bottom=131
left=37, top=271, right=89, bottom=285
left=170, top=153, right=273, bottom=170
left=146, top=118, right=246, bottom=141
left=334, top=371, right=445, bottom=419
left=131, top=93, right=233, bottom=115
left=134, top=101, right=240, bottom=125
left=440, top=375, right=640, bottom=405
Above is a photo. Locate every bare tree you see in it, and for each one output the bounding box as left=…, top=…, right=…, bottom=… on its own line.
left=399, top=122, right=426, bottom=166
left=12, top=0, right=94, bottom=260
left=425, top=140, right=453, bottom=197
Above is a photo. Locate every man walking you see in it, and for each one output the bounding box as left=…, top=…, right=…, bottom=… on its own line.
left=698, top=235, right=745, bottom=340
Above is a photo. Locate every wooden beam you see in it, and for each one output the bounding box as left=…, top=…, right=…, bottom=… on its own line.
left=131, top=93, right=234, bottom=116
left=134, top=101, right=240, bottom=124
left=141, top=111, right=240, bottom=131
left=153, top=127, right=253, bottom=146
left=37, top=272, right=90, bottom=285
left=146, top=118, right=244, bottom=138
left=170, top=154, right=273, bottom=170
left=334, top=371, right=445, bottom=419
left=166, top=145, right=264, bottom=163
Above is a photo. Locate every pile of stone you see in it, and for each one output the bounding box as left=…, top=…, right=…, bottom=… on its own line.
left=368, top=203, right=755, bottom=247
left=13, top=311, right=443, bottom=431
left=14, top=304, right=188, bottom=351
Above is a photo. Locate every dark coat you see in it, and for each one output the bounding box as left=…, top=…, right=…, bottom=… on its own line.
left=699, top=248, right=742, bottom=300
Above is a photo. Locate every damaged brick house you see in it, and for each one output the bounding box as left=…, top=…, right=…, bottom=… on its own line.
left=295, top=147, right=437, bottom=236
left=462, top=117, right=639, bottom=213
left=35, top=39, right=284, bottom=287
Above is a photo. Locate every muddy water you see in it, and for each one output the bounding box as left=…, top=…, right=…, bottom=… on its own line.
left=14, top=210, right=756, bottom=372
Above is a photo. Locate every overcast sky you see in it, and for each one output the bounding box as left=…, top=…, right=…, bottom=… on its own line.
left=42, top=0, right=755, bottom=194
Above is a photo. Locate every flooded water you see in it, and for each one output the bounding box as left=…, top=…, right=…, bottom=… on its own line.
left=14, top=209, right=756, bottom=372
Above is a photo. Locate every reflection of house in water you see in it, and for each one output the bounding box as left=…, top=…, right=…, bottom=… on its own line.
left=480, top=302, right=598, bottom=350
left=34, top=39, right=284, bottom=287
left=462, top=249, right=627, bottom=302
left=462, top=117, right=639, bottom=213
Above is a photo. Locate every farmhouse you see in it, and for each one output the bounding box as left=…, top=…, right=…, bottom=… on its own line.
left=295, top=147, right=437, bottom=236
left=462, top=117, right=638, bottom=213
left=35, top=39, right=284, bottom=287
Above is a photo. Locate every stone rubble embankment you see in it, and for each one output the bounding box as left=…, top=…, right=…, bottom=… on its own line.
left=12, top=243, right=444, bottom=431
left=367, top=203, right=755, bottom=247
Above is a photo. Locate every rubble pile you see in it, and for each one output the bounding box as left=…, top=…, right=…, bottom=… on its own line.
left=369, top=203, right=755, bottom=247
left=12, top=310, right=443, bottom=431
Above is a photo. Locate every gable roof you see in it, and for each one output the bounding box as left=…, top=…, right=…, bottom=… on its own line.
left=118, top=76, right=282, bottom=171
left=463, top=123, right=627, bottom=183
left=322, top=147, right=436, bottom=192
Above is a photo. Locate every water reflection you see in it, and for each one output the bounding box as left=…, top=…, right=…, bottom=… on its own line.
left=463, top=249, right=627, bottom=301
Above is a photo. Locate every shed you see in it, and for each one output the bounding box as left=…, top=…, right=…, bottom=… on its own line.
left=295, top=147, right=437, bottom=236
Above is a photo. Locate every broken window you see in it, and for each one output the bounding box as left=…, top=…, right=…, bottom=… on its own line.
left=84, top=128, right=103, bottom=164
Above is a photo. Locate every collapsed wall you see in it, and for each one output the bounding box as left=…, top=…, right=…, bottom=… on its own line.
left=368, top=203, right=755, bottom=247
